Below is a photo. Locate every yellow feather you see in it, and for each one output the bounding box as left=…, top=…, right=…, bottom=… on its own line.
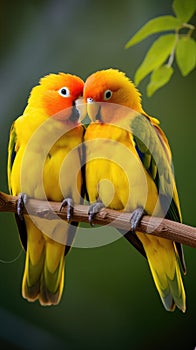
left=8, top=73, right=84, bottom=305
left=84, top=68, right=186, bottom=312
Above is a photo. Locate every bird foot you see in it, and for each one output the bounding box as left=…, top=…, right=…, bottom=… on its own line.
left=17, top=193, right=28, bottom=220
left=130, top=207, right=145, bottom=231
left=88, top=200, right=105, bottom=226
left=60, top=197, right=74, bottom=223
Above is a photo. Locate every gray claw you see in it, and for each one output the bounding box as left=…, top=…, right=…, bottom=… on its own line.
left=88, top=200, right=105, bottom=226
left=130, top=207, right=145, bottom=231
left=88, top=212, right=95, bottom=227
left=60, top=198, right=74, bottom=223
left=17, top=193, right=28, bottom=220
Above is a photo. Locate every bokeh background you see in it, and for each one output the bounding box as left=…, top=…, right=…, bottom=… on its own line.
left=0, top=0, right=195, bottom=349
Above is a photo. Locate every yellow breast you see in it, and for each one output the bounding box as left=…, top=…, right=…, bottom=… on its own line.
left=11, top=115, right=83, bottom=202
left=85, top=123, right=162, bottom=216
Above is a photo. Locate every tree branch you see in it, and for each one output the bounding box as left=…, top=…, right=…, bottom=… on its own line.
left=0, top=191, right=195, bottom=248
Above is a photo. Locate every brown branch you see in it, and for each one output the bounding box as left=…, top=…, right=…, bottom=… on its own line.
left=0, top=191, right=195, bottom=248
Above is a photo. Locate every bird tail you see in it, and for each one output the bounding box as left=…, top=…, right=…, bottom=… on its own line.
left=22, top=245, right=45, bottom=302
left=137, top=232, right=186, bottom=312
left=39, top=240, right=65, bottom=306
left=22, top=221, right=45, bottom=302
left=22, top=240, right=65, bottom=306
left=21, top=219, right=66, bottom=305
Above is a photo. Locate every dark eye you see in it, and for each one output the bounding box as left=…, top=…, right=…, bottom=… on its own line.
left=87, top=97, right=94, bottom=103
left=58, top=87, right=70, bottom=97
left=104, top=89, right=112, bottom=100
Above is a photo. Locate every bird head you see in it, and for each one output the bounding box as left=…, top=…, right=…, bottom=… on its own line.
left=83, top=69, right=146, bottom=124
left=27, top=73, right=85, bottom=123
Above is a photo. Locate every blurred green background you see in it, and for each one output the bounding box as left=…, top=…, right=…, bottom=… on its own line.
left=0, top=0, right=195, bottom=349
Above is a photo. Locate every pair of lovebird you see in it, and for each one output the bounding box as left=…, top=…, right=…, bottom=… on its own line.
left=8, top=68, right=186, bottom=312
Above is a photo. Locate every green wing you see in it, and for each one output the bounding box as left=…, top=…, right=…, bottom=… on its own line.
left=131, top=114, right=186, bottom=273
left=7, top=122, right=17, bottom=194
left=131, top=114, right=179, bottom=219
left=7, top=122, right=28, bottom=251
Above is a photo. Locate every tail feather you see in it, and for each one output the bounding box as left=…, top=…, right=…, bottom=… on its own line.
left=161, top=291, right=175, bottom=311
left=39, top=269, right=65, bottom=306
left=22, top=225, right=66, bottom=305
left=39, top=240, right=65, bottom=306
left=22, top=247, right=45, bottom=302
left=137, top=232, right=186, bottom=312
left=22, top=248, right=65, bottom=305
left=39, top=250, right=65, bottom=305
left=22, top=218, right=45, bottom=302
left=168, top=268, right=186, bottom=311
left=151, top=263, right=186, bottom=312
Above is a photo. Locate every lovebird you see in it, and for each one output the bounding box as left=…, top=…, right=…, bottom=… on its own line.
left=83, top=68, right=186, bottom=312
left=8, top=72, right=85, bottom=305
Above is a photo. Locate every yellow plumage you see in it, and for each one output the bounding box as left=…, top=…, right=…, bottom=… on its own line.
left=8, top=73, right=84, bottom=305
left=83, top=68, right=186, bottom=312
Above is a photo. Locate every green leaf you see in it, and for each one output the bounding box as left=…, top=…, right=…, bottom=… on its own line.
left=125, top=16, right=181, bottom=48
left=176, top=37, right=196, bottom=76
left=173, top=0, right=196, bottom=22
left=134, top=34, right=176, bottom=85
left=147, top=65, right=174, bottom=97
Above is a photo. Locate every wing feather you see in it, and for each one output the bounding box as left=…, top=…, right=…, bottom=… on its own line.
left=7, top=122, right=28, bottom=251
left=131, top=114, right=186, bottom=273
left=7, top=122, right=17, bottom=194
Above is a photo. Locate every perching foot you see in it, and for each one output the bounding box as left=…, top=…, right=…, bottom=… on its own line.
left=130, top=207, right=145, bottom=231
left=17, top=193, right=28, bottom=220
left=60, top=198, right=74, bottom=223
left=88, top=200, right=105, bottom=226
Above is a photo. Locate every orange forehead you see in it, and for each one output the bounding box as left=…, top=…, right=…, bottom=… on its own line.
left=40, top=73, right=84, bottom=98
left=31, top=72, right=85, bottom=116
left=84, top=69, right=127, bottom=101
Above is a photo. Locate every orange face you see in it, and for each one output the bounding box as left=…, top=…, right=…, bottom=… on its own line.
left=83, top=69, right=144, bottom=123
left=30, top=73, right=84, bottom=120
left=84, top=69, right=120, bottom=104
left=42, top=73, right=84, bottom=118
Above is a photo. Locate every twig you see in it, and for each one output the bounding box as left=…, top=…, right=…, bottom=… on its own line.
left=0, top=191, right=195, bottom=248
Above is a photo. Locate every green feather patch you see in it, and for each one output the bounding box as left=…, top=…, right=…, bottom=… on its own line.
left=131, top=114, right=181, bottom=221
